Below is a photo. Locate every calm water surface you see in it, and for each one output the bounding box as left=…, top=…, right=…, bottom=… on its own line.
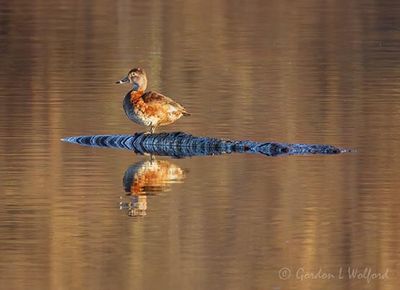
left=0, top=1, right=399, bottom=289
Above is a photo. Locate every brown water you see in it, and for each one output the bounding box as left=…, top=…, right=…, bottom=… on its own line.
left=1, top=0, right=399, bottom=289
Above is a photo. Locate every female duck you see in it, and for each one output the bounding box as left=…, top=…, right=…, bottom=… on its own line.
left=116, top=68, right=190, bottom=133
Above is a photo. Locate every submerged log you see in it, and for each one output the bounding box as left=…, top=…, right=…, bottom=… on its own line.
left=61, top=132, right=350, bottom=157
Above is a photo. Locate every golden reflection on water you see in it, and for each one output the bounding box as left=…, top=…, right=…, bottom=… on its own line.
left=120, top=159, right=186, bottom=217
left=0, top=0, right=400, bottom=290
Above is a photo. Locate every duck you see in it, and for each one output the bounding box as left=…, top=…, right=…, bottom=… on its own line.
left=123, top=159, right=186, bottom=195
left=121, top=159, right=186, bottom=217
left=116, top=68, right=190, bottom=133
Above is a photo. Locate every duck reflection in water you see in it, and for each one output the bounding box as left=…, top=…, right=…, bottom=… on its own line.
left=120, top=158, right=186, bottom=217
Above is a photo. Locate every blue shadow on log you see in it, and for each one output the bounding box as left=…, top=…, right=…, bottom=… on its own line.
left=61, top=132, right=351, bottom=158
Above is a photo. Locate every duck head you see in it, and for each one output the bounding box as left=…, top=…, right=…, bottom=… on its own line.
left=116, top=67, right=147, bottom=91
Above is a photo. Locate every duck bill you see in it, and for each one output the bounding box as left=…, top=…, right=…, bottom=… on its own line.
left=115, top=76, right=130, bottom=84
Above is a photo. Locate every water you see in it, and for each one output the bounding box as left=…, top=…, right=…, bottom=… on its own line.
left=0, top=0, right=399, bottom=289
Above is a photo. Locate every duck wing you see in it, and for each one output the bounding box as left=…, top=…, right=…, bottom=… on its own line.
left=142, top=91, right=190, bottom=116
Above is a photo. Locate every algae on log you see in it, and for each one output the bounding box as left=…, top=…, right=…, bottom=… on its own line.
left=61, top=132, right=350, bottom=158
